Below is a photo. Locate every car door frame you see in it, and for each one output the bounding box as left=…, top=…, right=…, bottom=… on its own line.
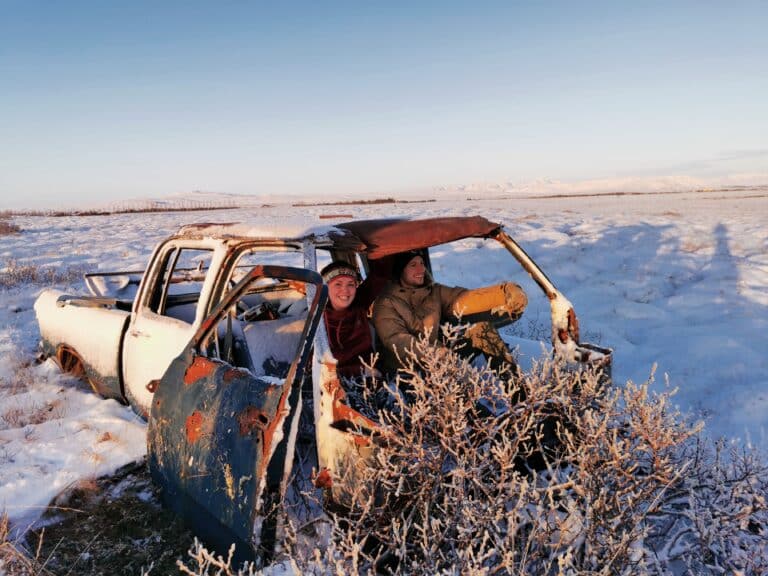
left=147, top=264, right=327, bottom=562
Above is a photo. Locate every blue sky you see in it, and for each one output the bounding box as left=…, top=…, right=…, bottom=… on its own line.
left=1, top=1, right=766, bottom=209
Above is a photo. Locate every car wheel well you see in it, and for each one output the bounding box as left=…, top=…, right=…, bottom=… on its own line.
left=55, top=345, right=104, bottom=397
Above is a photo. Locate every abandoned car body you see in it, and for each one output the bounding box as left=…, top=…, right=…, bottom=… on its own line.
left=34, top=216, right=612, bottom=558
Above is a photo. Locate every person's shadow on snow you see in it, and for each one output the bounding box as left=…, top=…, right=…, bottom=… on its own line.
left=512, top=217, right=766, bottom=446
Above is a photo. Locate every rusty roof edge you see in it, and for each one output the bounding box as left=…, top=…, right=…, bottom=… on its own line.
left=333, top=215, right=503, bottom=259
left=171, top=216, right=503, bottom=256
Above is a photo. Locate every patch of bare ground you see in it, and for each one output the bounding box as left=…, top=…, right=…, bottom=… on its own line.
left=1, top=514, right=53, bottom=575
left=0, top=260, right=87, bottom=289
left=23, top=460, right=194, bottom=575
left=0, top=213, right=21, bottom=235
left=293, top=197, right=436, bottom=207
left=7, top=203, right=245, bottom=217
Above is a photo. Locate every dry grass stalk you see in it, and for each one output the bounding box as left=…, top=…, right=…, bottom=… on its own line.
left=0, top=259, right=87, bottom=288
left=0, top=513, right=52, bottom=575
left=0, top=219, right=22, bottom=235
left=175, top=538, right=298, bottom=576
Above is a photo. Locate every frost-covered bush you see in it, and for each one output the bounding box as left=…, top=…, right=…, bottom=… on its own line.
left=0, top=259, right=86, bottom=288
left=0, top=218, right=21, bottom=236
left=293, top=329, right=767, bottom=575
left=173, top=538, right=299, bottom=576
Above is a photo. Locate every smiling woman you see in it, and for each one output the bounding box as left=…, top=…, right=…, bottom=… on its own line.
left=320, top=261, right=376, bottom=379
left=323, top=262, right=360, bottom=311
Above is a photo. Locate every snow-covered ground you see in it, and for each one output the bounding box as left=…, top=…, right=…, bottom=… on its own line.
left=1, top=188, right=766, bottom=533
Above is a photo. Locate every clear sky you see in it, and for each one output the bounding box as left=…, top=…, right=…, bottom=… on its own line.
left=1, top=1, right=766, bottom=209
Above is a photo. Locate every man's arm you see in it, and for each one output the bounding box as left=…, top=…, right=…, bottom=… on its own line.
left=437, top=284, right=468, bottom=318
left=450, top=282, right=527, bottom=320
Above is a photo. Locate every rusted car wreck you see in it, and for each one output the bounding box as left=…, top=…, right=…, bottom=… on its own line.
left=34, top=216, right=611, bottom=559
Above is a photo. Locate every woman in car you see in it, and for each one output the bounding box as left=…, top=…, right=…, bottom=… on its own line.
left=320, top=261, right=377, bottom=379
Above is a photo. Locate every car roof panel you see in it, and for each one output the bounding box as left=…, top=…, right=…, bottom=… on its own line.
left=333, top=216, right=501, bottom=259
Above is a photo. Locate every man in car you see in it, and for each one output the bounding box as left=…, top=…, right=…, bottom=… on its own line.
left=372, top=250, right=527, bottom=377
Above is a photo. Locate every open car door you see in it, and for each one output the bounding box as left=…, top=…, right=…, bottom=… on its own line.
left=148, top=265, right=327, bottom=562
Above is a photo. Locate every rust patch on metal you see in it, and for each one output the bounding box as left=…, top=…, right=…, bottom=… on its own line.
left=352, top=435, right=371, bottom=447
left=559, top=309, right=580, bottom=344
left=314, top=468, right=333, bottom=489
left=185, top=411, right=204, bottom=443
left=184, top=356, right=217, bottom=385
left=55, top=345, right=85, bottom=377
left=333, top=398, right=377, bottom=429
left=328, top=376, right=378, bottom=429
left=199, top=315, right=218, bottom=335
left=324, top=374, right=341, bottom=397
left=238, top=406, right=270, bottom=436
left=253, top=383, right=292, bottom=479
left=321, top=360, right=339, bottom=394
left=568, top=307, right=580, bottom=342
left=285, top=279, right=307, bottom=295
